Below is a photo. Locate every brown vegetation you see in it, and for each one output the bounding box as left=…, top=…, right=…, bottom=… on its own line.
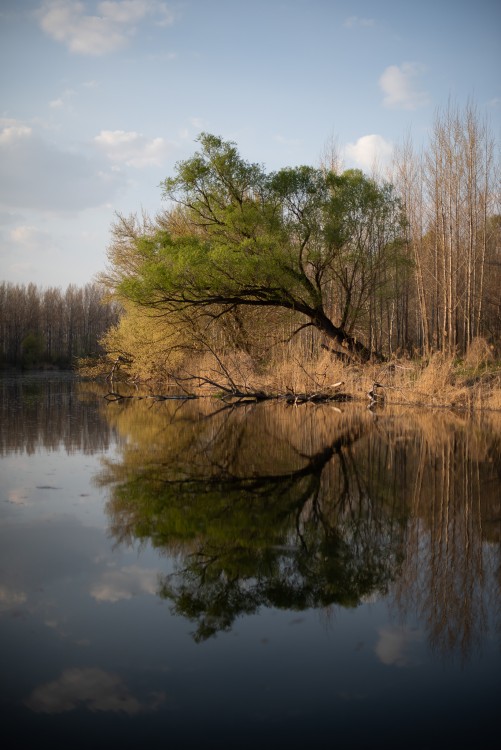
left=0, top=281, right=119, bottom=368
left=80, top=325, right=501, bottom=411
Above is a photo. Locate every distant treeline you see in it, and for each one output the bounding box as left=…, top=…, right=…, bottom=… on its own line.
left=0, top=281, right=121, bottom=368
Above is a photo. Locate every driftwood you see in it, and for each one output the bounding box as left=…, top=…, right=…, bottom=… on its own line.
left=103, top=379, right=352, bottom=406
left=283, top=391, right=353, bottom=405
left=104, top=391, right=196, bottom=402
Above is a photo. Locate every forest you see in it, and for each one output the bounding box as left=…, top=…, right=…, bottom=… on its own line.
left=93, top=102, right=500, bottom=405
left=0, top=281, right=120, bottom=369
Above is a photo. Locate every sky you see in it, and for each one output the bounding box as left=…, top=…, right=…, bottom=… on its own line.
left=1, top=0, right=500, bottom=289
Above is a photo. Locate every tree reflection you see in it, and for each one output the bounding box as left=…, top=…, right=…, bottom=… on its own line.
left=97, top=399, right=501, bottom=653
left=98, top=401, right=406, bottom=640
left=388, top=411, right=501, bottom=662
left=0, top=375, right=117, bottom=455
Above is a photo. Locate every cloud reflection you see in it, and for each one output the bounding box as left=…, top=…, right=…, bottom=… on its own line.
left=0, top=584, right=27, bottom=610
left=25, top=667, right=159, bottom=714
left=375, top=626, right=423, bottom=667
left=90, top=564, right=159, bottom=603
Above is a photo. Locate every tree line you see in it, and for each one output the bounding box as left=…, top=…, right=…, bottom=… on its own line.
left=98, top=101, right=500, bottom=385
left=391, top=101, right=500, bottom=356
left=0, top=281, right=120, bottom=368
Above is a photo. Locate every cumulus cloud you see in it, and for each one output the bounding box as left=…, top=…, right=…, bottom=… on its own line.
left=37, top=0, right=129, bottom=55
left=90, top=564, right=159, bottom=602
left=94, top=129, right=171, bottom=167
left=0, top=123, right=32, bottom=143
left=379, top=62, right=430, bottom=110
left=0, top=122, right=123, bottom=211
left=37, top=0, right=175, bottom=56
left=25, top=667, right=146, bottom=714
left=344, top=134, right=393, bottom=171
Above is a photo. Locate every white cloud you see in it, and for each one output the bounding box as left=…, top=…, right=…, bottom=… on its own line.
left=344, top=16, right=375, bottom=28
left=379, top=62, right=430, bottom=110
left=37, top=0, right=129, bottom=55
left=0, top=123, right=32, bottom=143
left=37, top=0, right=175, bottom=56
left=344, top=134, right=393, bottom=171
left=375, top=627, right=422, bottom=667
left=25, top=667, right=145, bottom=714
left=94, top=129, right=171, bottom=167
left=10, top=225, right=51, bottom=248
left=90, top=564, right=159, bottom=602
left=0, top=122, right=124, bottom=212
left=48, top=88, right=76, bottom=109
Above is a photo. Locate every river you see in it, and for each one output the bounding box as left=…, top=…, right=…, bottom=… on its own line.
left=0, top=373, right=499, bottom=748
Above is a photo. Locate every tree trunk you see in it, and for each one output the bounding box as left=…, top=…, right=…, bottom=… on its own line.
left=312, top=309, right=382, bottom=362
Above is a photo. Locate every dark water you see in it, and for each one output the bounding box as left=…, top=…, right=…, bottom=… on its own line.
left=0, top=374, right=500, bottom=749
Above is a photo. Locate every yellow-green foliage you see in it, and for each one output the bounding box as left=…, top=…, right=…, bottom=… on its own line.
left=100, top=299, right=188, bottom=382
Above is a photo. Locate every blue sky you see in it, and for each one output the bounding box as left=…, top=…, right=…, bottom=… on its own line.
left=1, top=0, right=500, bottom=288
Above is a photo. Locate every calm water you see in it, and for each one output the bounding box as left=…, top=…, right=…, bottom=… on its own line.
left=0, top=373, right=500, bottom=749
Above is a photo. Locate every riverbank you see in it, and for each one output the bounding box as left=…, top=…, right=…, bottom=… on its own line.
left=78, top=340, right=501, bottom=412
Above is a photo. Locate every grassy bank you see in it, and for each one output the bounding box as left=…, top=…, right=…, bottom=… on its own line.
left=79, top=337, right=501, bottom=411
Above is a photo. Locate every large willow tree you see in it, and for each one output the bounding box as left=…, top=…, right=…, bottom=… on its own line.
left=103, top=134, right=407, bottom=362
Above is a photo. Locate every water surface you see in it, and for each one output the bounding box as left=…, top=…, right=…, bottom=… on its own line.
left=0, top=374, right=499, bottom=748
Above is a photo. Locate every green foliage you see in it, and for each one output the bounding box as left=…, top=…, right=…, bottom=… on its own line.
left=104, top=133, right=408, bottom=363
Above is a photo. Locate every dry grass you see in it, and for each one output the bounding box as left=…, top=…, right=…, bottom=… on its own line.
left=184, top=343, right=501, bottom=411
left=81, top=329, right=501, bottom=411
left=370, top=340, right=501, bottom=410
left=375, top=354, right=463, bottom=408
left=266, top=346, right=358, bottom=395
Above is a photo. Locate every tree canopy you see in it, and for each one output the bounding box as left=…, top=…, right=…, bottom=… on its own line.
left=105, top=133, right=407, bottom=362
